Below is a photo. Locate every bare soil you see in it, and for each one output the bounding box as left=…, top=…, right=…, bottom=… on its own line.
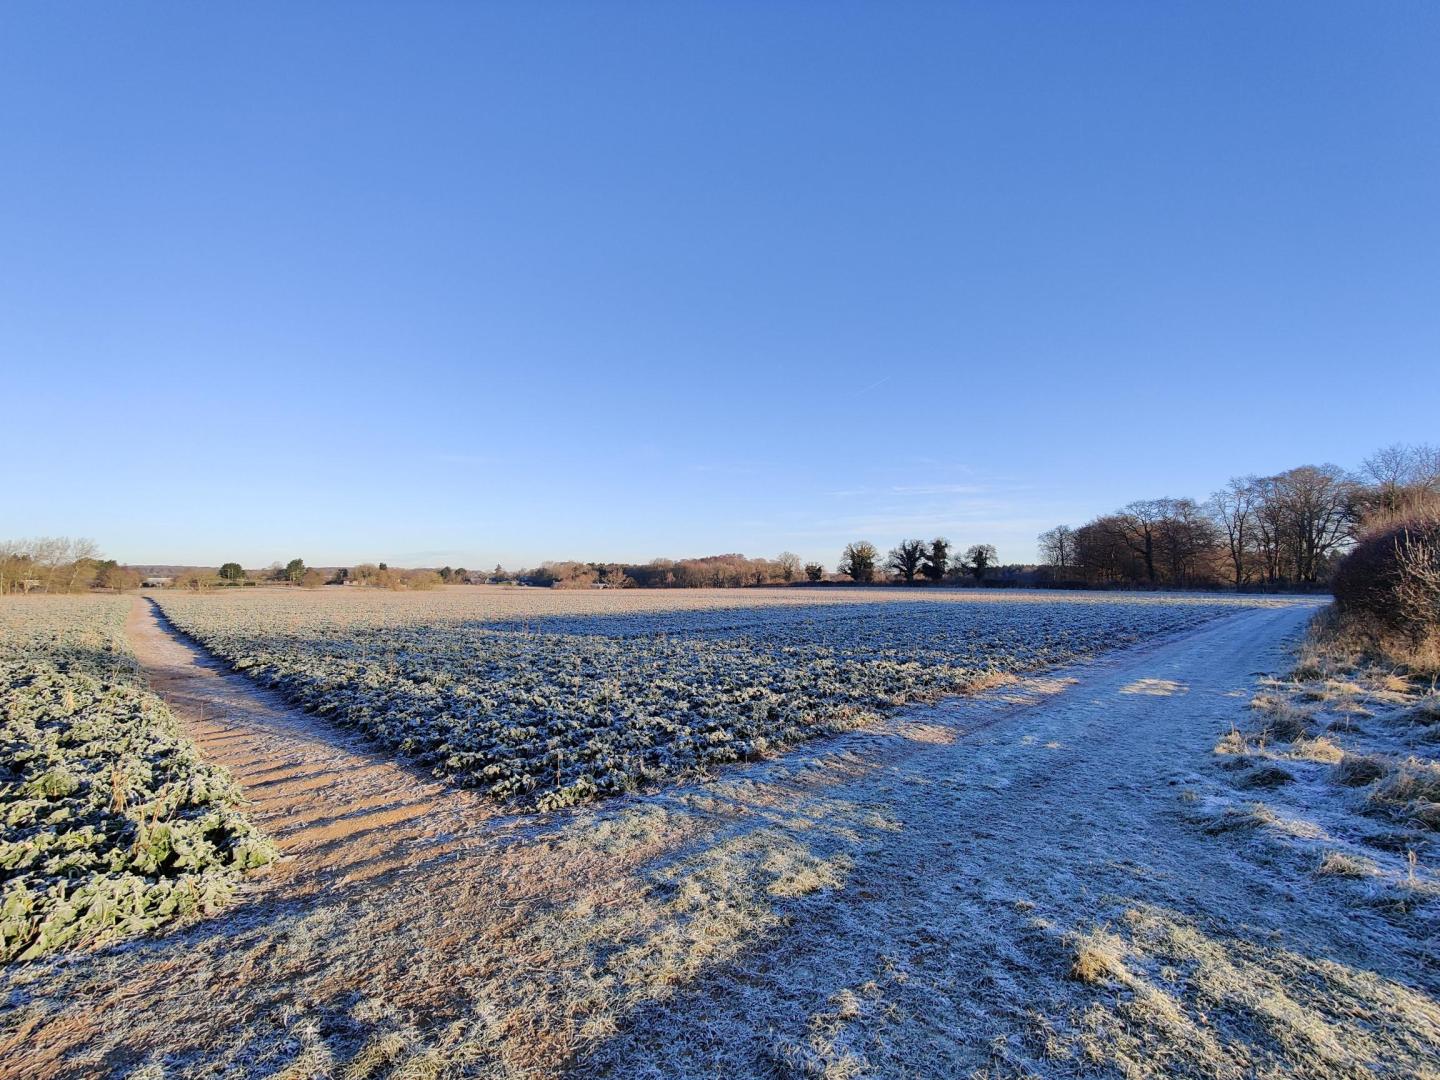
left=2, top=597, right=1434, bottom=1079
left=124, top=597, right=498, bottom=895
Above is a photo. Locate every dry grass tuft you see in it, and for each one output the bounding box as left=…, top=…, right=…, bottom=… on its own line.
left=1069, top=927, right=1129, bottom=985
left=387, top=1049, right=449, bottom=1080
left=1248, top=694, right=1314, bottom=742
left=1369, top=758, right=1440, bottom=830
left=1236, top=763, right=1295, bottom=789
left=1410, top=695, right=1440, bottom=726
left=1389, top=633, right=1440, bottom=681
left=1291, top=614, right=1361, bottom=681
left=1300, top=677, right=1368, bottom=703
left=1373, top=757, right=1440, bottom=802
left=1214, top=727, right=1248, bottom=756
left=1290, top=735, right=1345, bottom=764
left=1194, top=805, right=1246, bottom=834
left=1316, top=850, right=1380, bottom=878
left=269, top=1022, right=336, bottom=1080
left=1060, top=904, right=1440, bottom=1079
left=1334, top=753, right=1388, bottom=787
left=1377, top=671, right=1414, bottom=695
left=342, top=1032, right=409, bottom=1080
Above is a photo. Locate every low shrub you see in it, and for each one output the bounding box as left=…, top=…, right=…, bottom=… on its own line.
left=1332, top=511, right=1440, bottom=669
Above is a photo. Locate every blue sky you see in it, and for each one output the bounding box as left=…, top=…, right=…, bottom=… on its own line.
left=3, top=3, right=1437, bottom=569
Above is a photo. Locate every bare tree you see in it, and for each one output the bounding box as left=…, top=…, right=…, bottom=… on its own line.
left=887, top=539, right=926, bottom=584
left=1155, top=498, right=1218, bottom=586
left=1074, top=517, right=1142, bottom=584
left=0, top=540, right=24, bottom=594
left=602, top=563, right=635, bottom=588
left=1249, top=475, right=1287, bottom=585
left=1037, top=525, right=1075, bottom=577
left=63, top=538, right=100, bottom=592
left=1271, top=465, right=1355, bottom=583
left=28, top=537, right=69, bottom=592
left=1111, top=500, right=1169, bottom=584
left=775, top=551, right=800, bottom=583
left=1209, top=478, right=1259, bottom=588
left=1357, top=443, right=1440, bottom=525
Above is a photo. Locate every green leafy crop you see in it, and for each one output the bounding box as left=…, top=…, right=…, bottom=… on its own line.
left=1, top=597, right=275, bottom=962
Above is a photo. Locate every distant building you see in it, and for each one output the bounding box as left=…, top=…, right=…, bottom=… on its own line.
left=142, top=576, right=173, bottom=588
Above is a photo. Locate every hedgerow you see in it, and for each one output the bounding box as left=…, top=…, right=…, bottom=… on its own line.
left=1, top=597, right=275, bottom=962
left=156, top=590, right=1250, bottom=811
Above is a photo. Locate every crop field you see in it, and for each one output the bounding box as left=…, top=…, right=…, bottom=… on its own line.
left=9, top=589, right=1434, bottom=1080
left=154, top=587, right=1278, bottom=810
left=0, top=596, right=274, bottom=962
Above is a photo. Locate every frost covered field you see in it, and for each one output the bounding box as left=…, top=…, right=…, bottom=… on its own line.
left=154, top=587, right=1272, bottom=810
left=0, top=597, right=273, bottom=962
left=8, top=589, right=1437, bottom=1080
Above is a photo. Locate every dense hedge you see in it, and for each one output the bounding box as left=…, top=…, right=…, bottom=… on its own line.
left=1332, top=513, right=1440, bottom=647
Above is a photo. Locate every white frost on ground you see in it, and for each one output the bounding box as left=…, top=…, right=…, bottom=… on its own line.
left=574, top=601, right=1439, bottom=1078
left=5, top=596, right=1435, bottom=1079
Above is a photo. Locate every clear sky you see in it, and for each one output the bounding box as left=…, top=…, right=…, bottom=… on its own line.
left=3, top=3, right=1437, bottom=570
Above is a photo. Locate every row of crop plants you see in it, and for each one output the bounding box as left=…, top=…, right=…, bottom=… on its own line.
left=155, top=590, right=1239, bottom=811
left=1, top=596, right=275, bottom=962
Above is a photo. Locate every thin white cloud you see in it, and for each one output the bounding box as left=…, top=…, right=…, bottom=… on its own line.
left=888, top=483, right=990, bottom=496
left=849, top=375, right=892, bottom=397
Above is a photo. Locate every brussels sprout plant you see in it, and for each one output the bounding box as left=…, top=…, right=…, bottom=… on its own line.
left=155, top=589, right=1244, bottom=812
left=1, top=597, right=275, bottom=961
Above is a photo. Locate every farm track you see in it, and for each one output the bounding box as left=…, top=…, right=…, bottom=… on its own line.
left=125, top=598, right=497, bottom=896
left=578, top=600, right=1440, bottom=1078
left=10, top=595, right=1424, bottom=1080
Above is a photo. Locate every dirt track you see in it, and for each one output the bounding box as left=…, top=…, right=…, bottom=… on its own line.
left=5, top=597, right=1435, bottom=1079
left=125, top=597, right=496, bottom=895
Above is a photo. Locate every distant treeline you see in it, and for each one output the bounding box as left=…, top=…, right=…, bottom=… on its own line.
left=195, top=560, right=448, bottom=591
left=7, top=445, right=1435, bottom=598
left=524, top=554, right=804, bottom=590
left=516, top=443, right=1439, bottom=592
left=519, top=543, right=1004, bottom=590
left=1037, top=444, right=1438, bottom=590
left=0, top=538, right=138, bottom=594
left=0, top=551, right=453, bottom=594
